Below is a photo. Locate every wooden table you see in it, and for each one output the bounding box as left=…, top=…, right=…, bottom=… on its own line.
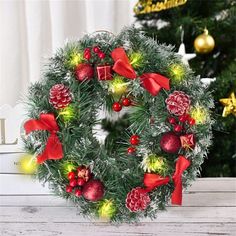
left=0, top=177, right=235, bottom=236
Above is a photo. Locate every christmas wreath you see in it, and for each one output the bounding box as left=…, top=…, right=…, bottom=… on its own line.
left=23, top=27, right=213, bottom=222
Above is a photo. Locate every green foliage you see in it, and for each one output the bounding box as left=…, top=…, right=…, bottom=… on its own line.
left=23, top=27, right=213, bottom=222
left=135, top=0, right=236, bottom=176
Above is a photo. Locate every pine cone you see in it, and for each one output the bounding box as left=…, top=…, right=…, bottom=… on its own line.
left=126, top=187, right=150, bottom=212
left=49, top=84, right=72, bottom=109
left=166, top=91, right=190, bottom=116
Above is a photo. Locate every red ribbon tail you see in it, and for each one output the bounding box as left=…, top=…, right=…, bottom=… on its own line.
left=171, top=179, right=182, bottom=205
left=171, top=156, right=191, bottom=205
left=46, top=133, right=63, bottom=160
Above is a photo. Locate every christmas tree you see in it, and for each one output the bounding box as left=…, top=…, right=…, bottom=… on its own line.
left=131, top=0, right=236, bottom=176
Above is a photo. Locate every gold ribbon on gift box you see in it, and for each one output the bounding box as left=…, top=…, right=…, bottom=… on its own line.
left=134, top=0, right=188, bottom=15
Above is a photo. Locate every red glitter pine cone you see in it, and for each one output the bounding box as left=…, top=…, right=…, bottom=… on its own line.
left=126, top=187, right=150, bottom=212
left=49, top=84, right=72, bottom=109
left=165, top=91, right=191, bottom=116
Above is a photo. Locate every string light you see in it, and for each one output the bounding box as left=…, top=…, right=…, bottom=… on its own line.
left=141, top=154, right=168, bottom=175
left=109, top=76, right=128, bottom=96
left=98, top=199, right=116, bottom=219
left=190, top=105, right=209, bottom=124
left=18, top=154, right=37, bottom=174
left=58, top=105, right=77, bottom=122
left=129, top=52, right=143, bottom=68
left=68, top=52, right=83, bottom=67
left=169, top=64, right=185, bottom=83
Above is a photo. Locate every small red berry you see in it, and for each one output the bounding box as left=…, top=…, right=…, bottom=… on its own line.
left=122, top=98, right=131, bottom=107
left=75, top=189, right=82, bottom=197
left=67, top=171, right=76, bottom=180
left=188, top=118, right=196, bottom=126
left=112, top=102, right=122, bottom=112
left=84, top=52, right=91, bottom=60
left=93, top=46, right=100, bottom=53
left=174, top=124, right=183, bottom=132
left=98, top=52, right=106, bottom=59
left=130, top=135, right=140, bottom=145
left=77, top=178, right=86, bottom=186
left=84, top=48, right=90, bottom=53
left=66, top=185, right=73, bottom=193
left=168, top=117, right=176, bottom=124
left=127, top=147, right=136, bottom=154
left=179, top=115, right=186, bottom=123
left=69, top=179, right=77, bottom=187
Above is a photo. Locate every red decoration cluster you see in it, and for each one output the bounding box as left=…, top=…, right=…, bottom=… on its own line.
left=83, top=46, right=106, bottom=61
left=49, top=84, right=72, bottom=109
left=127, top=135, right=140, bottom=154
left=66, top=165, right=92, bottom=196
left=166, top=91, right=191, bottom=116
left=112, top=98, right=132, bottom=112
left=126, top=187, right=150, bottom=212
left=167, top=113, right=196, bottom=133
left=66, top=165, right=104, bottom=201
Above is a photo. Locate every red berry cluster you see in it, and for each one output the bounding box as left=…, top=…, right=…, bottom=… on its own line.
left=65, top=165, right=92, bottom=197
left=167, top=113, right=196, bottom=133
left=112, top=98, right=132, bottom=112
left=127, top=135, right=140, bottom=154
left=83, top=46, right=106, bottom=61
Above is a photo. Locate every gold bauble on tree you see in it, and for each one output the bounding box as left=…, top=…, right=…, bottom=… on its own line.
left=194, top=28, right=215, bottom=54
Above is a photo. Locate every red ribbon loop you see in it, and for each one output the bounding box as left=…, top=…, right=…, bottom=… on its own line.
left=111, top=47, right=170, bottom=95
left=143, top=174, right=170, bottom=192
left=24, top=113, right=63, bottom=164
left=111, top=47, right=136, bottom=79
left=171, top=155, right=190, bottom=205
left=140, top=73, right=170, bottom=96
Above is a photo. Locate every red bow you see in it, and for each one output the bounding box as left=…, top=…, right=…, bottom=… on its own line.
left=111, top=47, right=170, bottom=96
left=143, top=155, right=190, bottom=205
left=24, top=113, right=63, bottom=164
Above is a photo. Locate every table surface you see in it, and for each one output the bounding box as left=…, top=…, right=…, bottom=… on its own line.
left=0, top=177, right=235, bottom=236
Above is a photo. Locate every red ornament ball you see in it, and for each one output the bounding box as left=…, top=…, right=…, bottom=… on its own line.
left=77, top=178, right=86, bottom=186
left=188, top=118, right=196, bottom=126
left=98, top=52, right=106, bottom=59
left=168, top=117, right=176, bottom=124
left=49, top=84, right=72, bottom=109
left=127, top=146, right=136, bottom=154
left=69, top=179, right=78, bottom=187
left=75, top=63, right=94, bottom=81
left=84, top=52, right=91, bottom=60
left=160, top=132, right=181, bottom=154
left=82, top=179, right=104, bottom=202
left=122, top=98, right=131, bottom=107
left=126, top=187, right=150, bottom=212
left=93, top=46, right=100, bottom=53
left=75, top=189, right=82, bottom=197
left=83, top=48, right=91, bottom=60
left=166, top=91, right=191, bottom=116
left=66, top=185, right=73, bottom=193
left=179, top=115, right=187, bottom=123
left=112, top=102, right=122, bottom=112
left=174, top=124, right=183, bottom=132
left=67, top=171, right=76, bottom=180
left=130, top=135, right=140, bottom=145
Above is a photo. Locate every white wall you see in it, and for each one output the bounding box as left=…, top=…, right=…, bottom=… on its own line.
left=0, top=0, right=137, bottom=106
